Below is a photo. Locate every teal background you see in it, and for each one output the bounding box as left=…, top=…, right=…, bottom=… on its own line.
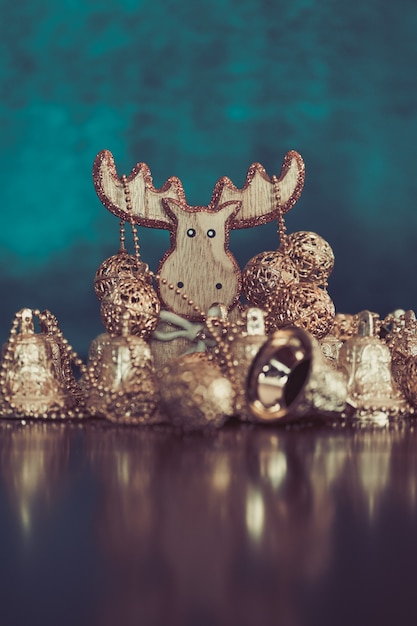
left=1, top=0, right=417, bottom=355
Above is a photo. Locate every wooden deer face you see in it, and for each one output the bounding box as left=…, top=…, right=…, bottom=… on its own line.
left=158, top=198, right=241, bottom=315
left=93, top=150, right=305, bottom=319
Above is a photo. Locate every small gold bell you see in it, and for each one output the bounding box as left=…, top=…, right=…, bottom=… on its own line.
left=0, top=309, right=80, bottom=418
left=84, top=313, right=162, bottom=424
left=338, top=310, right=409, bottom=422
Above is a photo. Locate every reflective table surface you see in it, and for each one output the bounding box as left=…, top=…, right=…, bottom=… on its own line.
left=1, top=419, right=417, bottom=626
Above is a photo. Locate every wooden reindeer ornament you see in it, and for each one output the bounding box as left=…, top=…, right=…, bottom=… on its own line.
left=93, top=150, right=305, bottom=319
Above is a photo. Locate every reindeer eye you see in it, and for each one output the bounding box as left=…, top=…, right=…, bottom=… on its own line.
left=187, top=228, right=196, bottom=238
left=207, top=229, right=216, bottom=238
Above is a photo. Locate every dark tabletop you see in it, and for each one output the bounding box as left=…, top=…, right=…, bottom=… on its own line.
left=0, top=418, right=416, bottom=626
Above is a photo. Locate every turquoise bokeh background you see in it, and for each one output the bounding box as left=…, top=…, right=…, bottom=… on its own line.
left=2, top=0, right=417, bottom=354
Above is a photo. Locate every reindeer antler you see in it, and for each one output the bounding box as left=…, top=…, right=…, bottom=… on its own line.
left=93, top=149, right=187, bottom=229
left=212, top=150, right=305, bottom=229
left=93, top=149, right=304, bottom=230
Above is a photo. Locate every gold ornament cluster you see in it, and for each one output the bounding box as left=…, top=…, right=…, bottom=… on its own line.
left=1, top=158, right=417, bottom=429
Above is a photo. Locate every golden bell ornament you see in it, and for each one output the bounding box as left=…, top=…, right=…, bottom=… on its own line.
left=94, top=249, right=151, bottom=302
left=285, top=231, right=335, bottom=286
left=156, top=352, right=235, bottom=430
left=84, top=314, right=162, bottom=424
left=338, top=310, right=409, bottom=421
left=100, top=273, right=160, bottom=339
left=246, top=326, right=348, bottom=422
left=241, top=250, right=299, bottom=308
left=267, top=283, right=335, bottom=339
left=0, top=309, right=82, bottom=418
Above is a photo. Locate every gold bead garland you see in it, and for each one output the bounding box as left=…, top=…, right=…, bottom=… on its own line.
left=241, top=175, right=300, bottom=309
left=86, top=174, right=165, bottom=423
left=94, top=184, right=151, bottom=303
left=204, top=308, right=270, bottom=419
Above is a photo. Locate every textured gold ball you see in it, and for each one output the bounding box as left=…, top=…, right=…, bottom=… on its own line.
left=94, top=249, right=150, bottom=302
left=242, top=250, right=299, bottom=307
left=156, top=352, right=235, bottom=429
left=285, top=231, right=334, bottom=286
left=267, top=283, right=335, bottom=339
left=100, top=275, right=160, bottom=338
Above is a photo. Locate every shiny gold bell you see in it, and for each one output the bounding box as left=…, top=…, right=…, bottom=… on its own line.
left=84, top=312, right=162, bottom=425
left=0, top=308, right=80, bottom=418
left=338, top=310, right=409, bottom=422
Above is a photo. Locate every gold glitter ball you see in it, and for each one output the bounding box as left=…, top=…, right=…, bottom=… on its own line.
left=267, top=283, right=335, bottom=339
left=156, top=352, right=235, bottom=430
left=285, top=231, right=334, bottom=286
left=242, top=250, right=299, bottom=308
